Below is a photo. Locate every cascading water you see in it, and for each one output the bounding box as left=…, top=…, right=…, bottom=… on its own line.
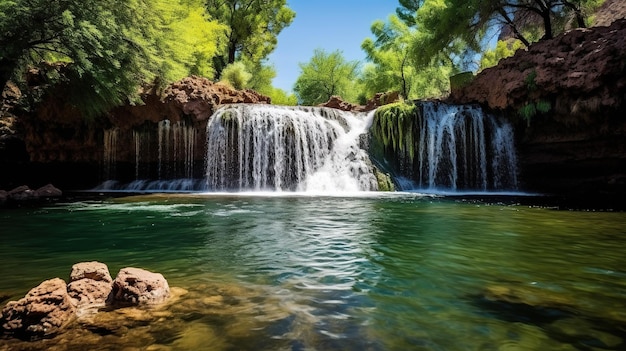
left=370, top=101, right=519, bottom=192
left=95, top=119, right=203, bottom=192
left=96, top=102, right=519, bottom=194
left=205, top=104, right=378, bottom=192
left=103, top=128, right=118, bottom=181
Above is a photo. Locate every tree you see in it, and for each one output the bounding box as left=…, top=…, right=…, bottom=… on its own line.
left=412, top=0, right=602, bottom=68
left=219, top=61, right=252, bottom=90
left=361, top=14, right=455, bottom=100
left=294, top=49, right=360, bottom=106
left=0, top=0, right=152, bottom=116
left=362, top=16, right=416, bottom=99
left=396, top=0, right=424, bottom=27
left=479, top=38, right=525, bottom=71
left=0, top=0, right=226, bottom=117
left=205, top=0, right=295, bottom=74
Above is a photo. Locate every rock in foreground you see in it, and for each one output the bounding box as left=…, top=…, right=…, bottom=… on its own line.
left=109, top=267, right=170, bottom=306
left=0, top=278, right=76, bottom=340
left=67, top=261, right=113, bottom=310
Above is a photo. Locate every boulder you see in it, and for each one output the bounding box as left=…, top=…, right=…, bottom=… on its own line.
left=109, top=267, right=170, bottom=306
left=7, top=185, right=38, bottom=201
left=162, top=76, right=271, bottom=122
left=67, top=261, right=113, bottom=310
left=1, top=278, right=76, bottom=340
left=34, top=184, right=62, bottom=198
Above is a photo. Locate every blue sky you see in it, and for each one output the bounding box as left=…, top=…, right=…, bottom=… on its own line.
left=268, top=1, right=399, bottom=93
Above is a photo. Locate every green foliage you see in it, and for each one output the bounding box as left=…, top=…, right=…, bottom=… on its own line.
left=294, top=49, right=360, bottom=106
left=373, top=167, right=396, bottom=192
left=360, top=14, right=453, bottom=101
left=479, top=39, right=525, bottom=71
left=206, top=0, right=295, bottom=73
left=518, top=69, right=551, bottom=125
left=396, top=0, right=423, bottom=27
left=371, top=102, right=418, bottom=161
left=0, top=0, right=227, bottom=117
left=411, top=0, right=601, bottom=70
left=220, top=62, right=252, bottom=90
left=267, top=88, right=298, bottom=106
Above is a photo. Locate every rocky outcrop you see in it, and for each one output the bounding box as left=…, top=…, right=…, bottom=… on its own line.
left=450, top=19, right=626, bottom=115
left=0, top=184, right=62, bottom=206
left=0, top=278, right=76, bottom=340
left=319, top=92, right=401, bottom=112
left=0, top=75, right=272, bottom=190
left=1, top=263, right=170, bottom=341
left=162, top=76, right=271, bottom=122
left=109, top=267, right=170, bottom=306
left=67, top=262, right=113, bottom=310
left=448, top=19, right=626, bottom=204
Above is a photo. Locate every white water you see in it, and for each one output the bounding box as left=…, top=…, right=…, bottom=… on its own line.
left=410, top=102, right=518, bottom=191
left=206, top=105, right=378, bottom=192
left=97, top=103, right=518, bottom=194
left=103, top=128, right=118, bottom=180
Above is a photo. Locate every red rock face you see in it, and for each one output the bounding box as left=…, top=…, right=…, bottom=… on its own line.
left=450, top=19, right=626, bottom=116
left=449, top=19, right=626, bottom=203
left=3, top=76, right=272, bottom=189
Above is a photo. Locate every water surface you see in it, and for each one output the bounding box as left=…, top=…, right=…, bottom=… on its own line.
left=1, top=194, right=625, bottom=350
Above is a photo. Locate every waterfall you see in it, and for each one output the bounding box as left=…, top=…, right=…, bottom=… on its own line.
left=371, top=101, right=519, bottom=191
left=206, top=104, right=378, bottom=192
left=95, top=119, right=203, bottom=192
left=103, top=128, right=118, bottom=180
left=158, top=120, right=171, bottom=180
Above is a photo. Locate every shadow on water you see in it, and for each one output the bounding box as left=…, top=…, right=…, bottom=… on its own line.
left=472, top=295, right=626, bottom=350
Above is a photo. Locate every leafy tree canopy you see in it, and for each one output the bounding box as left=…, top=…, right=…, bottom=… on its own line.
left=294, top=49, right=360, bottom=106
left=206, top=0, right=295, bottom=75
left=0, top=0, right=226, bottom=117
left=361, top=14, right=455, bottom=101
left=411, top=0, right=603, bottom=68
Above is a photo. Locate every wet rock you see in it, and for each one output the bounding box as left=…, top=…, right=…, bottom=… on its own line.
left=7, top=185, right=37, bottom=201
left=34, top=184, right=62, bottom=198
left=109, top=268, right=170, bottom=306
left=1, top=278, right=76, bottom=340
left=67, top=261, right=113, bottom=310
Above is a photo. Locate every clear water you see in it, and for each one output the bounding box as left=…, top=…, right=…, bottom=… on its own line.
left=1, top=194, right=626, bottom=350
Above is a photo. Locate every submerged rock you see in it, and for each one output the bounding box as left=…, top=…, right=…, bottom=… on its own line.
left=0, top=278, right=76, bottom=340
left=67, top=261, right=113, bottom=311
left=109, top=268, right=170, bottom=306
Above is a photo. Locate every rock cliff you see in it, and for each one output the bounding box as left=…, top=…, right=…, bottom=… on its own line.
left=0, top=76, right=270, bottom=190
left=449, top=18, right=626, bottom=206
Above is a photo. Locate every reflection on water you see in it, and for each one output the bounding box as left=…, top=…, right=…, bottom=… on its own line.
left=1, top=194, right=626, bottom=350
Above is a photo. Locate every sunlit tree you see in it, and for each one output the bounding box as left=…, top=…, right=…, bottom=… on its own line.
left=294, top=49, right=360, bottom=106
left=205, top=0, right=295, bottom=75
left=0, top=0, right=226, bottom=117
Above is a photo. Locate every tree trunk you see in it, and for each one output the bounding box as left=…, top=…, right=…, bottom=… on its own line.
left=561, top=0, right=586, bottom=28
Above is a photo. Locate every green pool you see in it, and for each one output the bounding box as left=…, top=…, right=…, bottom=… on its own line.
left=1, top=193, right=625, bottom=350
